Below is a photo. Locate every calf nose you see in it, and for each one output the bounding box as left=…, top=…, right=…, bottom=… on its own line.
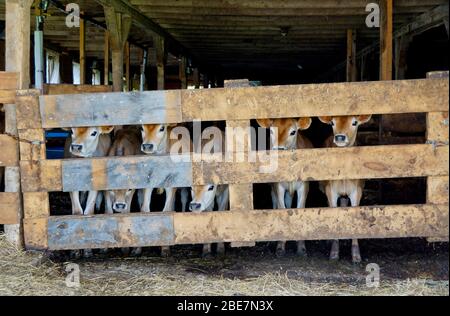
left=71, top=144, right=83, bottom=153
left=141, top=143, right=154, bottom=153
left=114, top=203, right=127, bottom=210
left=189, top=203, right=202, bottom=212
left=335, top=134, right=347, bottom=143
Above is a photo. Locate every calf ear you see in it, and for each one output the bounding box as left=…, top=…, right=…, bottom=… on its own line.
left=297, top=117, right=312, bottom=130
left=318, top=116, right=333, bottom=124
left=256, top=119, right=273, bottom=128
left=99, top=126, right=114, bottom=134
left=357, top=115, right=372, bottom=125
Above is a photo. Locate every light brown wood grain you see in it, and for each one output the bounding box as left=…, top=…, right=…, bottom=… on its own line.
left=174, top=204, right=449, bottom=244
left=0, top=134, right=18, bottom=167
left=0, top=192, right=20, bottom=224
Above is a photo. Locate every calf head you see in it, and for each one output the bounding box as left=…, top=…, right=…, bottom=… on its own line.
left=108, top=189, right=136, bottom=214
left=141, top=124, right=175, bottom=154
left=256, top=118, right=312, bottom=150
left=319, top=115, right=372, bottom=147
left=69, top=126, right=114, bottom=157
left=189, top=185, right=217, bottom=212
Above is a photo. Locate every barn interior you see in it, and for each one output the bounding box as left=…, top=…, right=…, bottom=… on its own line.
left=0, top=1, right=449, bottom=257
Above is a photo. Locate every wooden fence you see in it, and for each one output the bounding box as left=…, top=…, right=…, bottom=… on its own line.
left=10, top=76, right=450, bottom=250
left=0, top=72, right=20, bottom=226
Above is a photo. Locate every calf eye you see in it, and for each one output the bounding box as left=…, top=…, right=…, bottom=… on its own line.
left=330, top=121, right=335, bottom=127
left=159, top=126, right=165, bottom=132
left=90, top=131, right=98, bottom=137
left=290, top=130, right=297, bottom=136
left=352, top=120, right=358, bottom=126
left=208, top=185, right=215, bottom=191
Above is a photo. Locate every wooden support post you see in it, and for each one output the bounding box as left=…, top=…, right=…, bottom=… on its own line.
left=125, top=41, right=130, bottom=91
left=79, top=11, right=86, bottom=85
left=395, top=35, right=412, bottom=80
left=179, top=56, right=187, bottom=89
left=104, top=31, right=109, bottom=85
left=346, top=29, right=357, bottom=82
left=104, top=6, right=131, bottom=92
left=4, top=0, right=34, bottom=247
left=426, top=71, right=449, bottom=243
left=155, top=36, right=166, bottom=90
left=380, top=0, right=393, bottom=81
left=16, top=90, right=49, bottom=250
left=224, top=79, right=255, bottom=248
left=193, top=68, right=200, bottom=89
left=203, top=73, right=209, bottom=88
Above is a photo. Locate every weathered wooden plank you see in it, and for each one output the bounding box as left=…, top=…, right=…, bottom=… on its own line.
left=0, top=134, right=18, bottom=167
left=174, top=204, right=449, bottom=244
left=23, top=218, right=48, bottom=250
left=182, top=79, right=449, bottom=121
left=39, top=90, right=182, bottom=128
left=427, top=112, right=449, bottom=144
left=0, top=192, right=20, bottom=224
left=225, top=79, right=256, bottom=248
left=0, top=72, right=18, bottom=90
left=36, top=79, right=449, bottom=127
left=47, top=213, right=174, bottom=250
left=20, top=144, right=449, bottom=192
left=427, top=176, right=449, bottom=205
left=61, top=155, right=192, bottom=192
left=20, top=159, right=62, bottom=192
left=43, top=84, right=113, bottom=95
left=197, top=144, right=449, bottom=185
left=17, top=129, right=46, bottom=162
left=16, top=90, right=41, bottom=130
left=23, top=192, right=50, bottom=219
left=0, top=90, right=16, bottom=104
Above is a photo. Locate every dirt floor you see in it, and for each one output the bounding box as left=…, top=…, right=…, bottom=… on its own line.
left=0, top=234, right=448, bottom=296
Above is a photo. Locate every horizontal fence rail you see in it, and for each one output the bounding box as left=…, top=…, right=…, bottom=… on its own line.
left=24, top=204, right=449, bottom=251
left=35, top=78, right=449, bottom=128
left=18, top=144, right=449, bottom=192
left=14, top=77, right=450, bottom=250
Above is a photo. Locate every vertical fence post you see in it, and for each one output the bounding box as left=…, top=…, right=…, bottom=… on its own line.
left=224, top=79, right=256, bottom=248
left=16, top=90, right=49, bottom=250
left=426, top=71, right=449, bottom=243
left=4, top=0, right=34, bottom=247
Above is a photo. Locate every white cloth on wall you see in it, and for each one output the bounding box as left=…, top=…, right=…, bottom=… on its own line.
left=73, top=62, right=80, bottom=84
left=46, top=51, right=61, bottom=84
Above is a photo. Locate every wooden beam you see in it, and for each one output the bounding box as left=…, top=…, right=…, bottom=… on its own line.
left=174, top=204, right=449, bottom=245
left=4, top=0, right=34, bottom=247
left=380, top=0, right=393, bottom=80
left=0, top=193, right=20, bottom=225
left=104, top=31, right=110, bottom=85
left=43, top=84, right=113, bottom=95
left=96, top=0, right=199, bottom=62
left=225, top=79, right=255, bottom=248
left=125, top=41, right=130, bottom=91
left=179, top=56, right=187, bottom=89
left=37, top=203, right=449, bottom=250
left=36, top=78, right=449, bottom=128
left=104, top=6, right=132, bottom=92
left=79, top=12, right=86, bottom=85
left=19, top=144, right=448, bottom=192
left=346, top=29, right=357, bottom=82
left=394, top=35, right=413, bottom=80
left=0, top=135, right=19, bottom=167
left=155, top=35, right=166, bottom=90
left=193, top=68, right=200, bottom=89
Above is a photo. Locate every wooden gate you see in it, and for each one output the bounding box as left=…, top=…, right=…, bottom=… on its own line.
left=15, top=76, right=449, bottom=251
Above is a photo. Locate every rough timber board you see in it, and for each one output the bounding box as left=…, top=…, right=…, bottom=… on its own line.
left=47, top=213, right=174, bottom=250
left=39, top=90, right=182, bottom=128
